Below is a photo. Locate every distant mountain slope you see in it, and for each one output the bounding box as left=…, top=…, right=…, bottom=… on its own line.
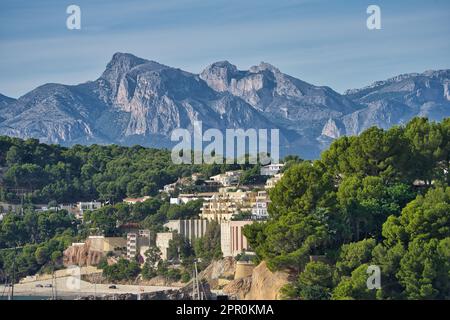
left=336, top=70, right=450, bottom=136
left=0, top=94, right=16, bottom=123
left=200, top=61, right=360, bottom=134
left=0, top=53, right=449, bottom=158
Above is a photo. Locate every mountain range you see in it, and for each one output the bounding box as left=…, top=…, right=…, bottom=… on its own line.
left=1, top=53, right=449, bottom=159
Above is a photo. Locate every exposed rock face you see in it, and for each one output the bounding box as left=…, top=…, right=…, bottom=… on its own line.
left=223, top=277, right=252, bottom=299
left=0, top=53, right=282, bottom=151
left=63, top=240, right=103, bottom=267
left=201, top=61, right=358, bottom=129
left=197, top=256, right=236, bottom=288
left=1, top=53, right=449, bottom=159
left=342, top=70, right=450, bottom=135
left=223, top=261, right=290, bottom=300
left=321, top=118, right=343, bottom=139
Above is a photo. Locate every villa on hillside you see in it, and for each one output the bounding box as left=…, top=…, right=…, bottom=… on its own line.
left=265, top=173, right=283, bottom=189
left=123, top=196, right=151, bottom=205
left=251, top=191, right=270, bottom=220
left=207, top=170, right=242, bottom=187
left=260, top=163, right=284, bottom=176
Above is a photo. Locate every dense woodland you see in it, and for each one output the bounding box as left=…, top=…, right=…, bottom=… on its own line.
left=0, top=139, right=244, bottom=282
left=0, top=138, right=265, bottom=204
left=244, top=117, right=450, bottom=299
left=0, top=117, right=449, bottom=299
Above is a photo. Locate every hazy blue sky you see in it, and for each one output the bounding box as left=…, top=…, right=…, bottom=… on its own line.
left=1, top=0, right=449, bottom=98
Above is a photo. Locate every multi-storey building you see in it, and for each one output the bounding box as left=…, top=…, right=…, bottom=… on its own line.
left=251, top=191, right=270, bottom=220
left=220, top=220, right=253, bottom=257
left=126, top=229, right=152, bottom=262
left=200, top=190, right=256, bottom=222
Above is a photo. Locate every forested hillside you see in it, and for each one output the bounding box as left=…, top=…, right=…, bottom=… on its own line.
left=0, top=117, right=448, bottom=298
left=244, top=117, right=450, bottom=299
left=0, top=138, right=247, bottom=204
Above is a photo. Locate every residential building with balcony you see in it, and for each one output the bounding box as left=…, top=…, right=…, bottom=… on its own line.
left=200, top=190, right=256, bottom=222
left=260, top=163, right=284, bottom=176
left=251, top=191, right=270, bottom=220
left=207, top=170, right=242, bottom=187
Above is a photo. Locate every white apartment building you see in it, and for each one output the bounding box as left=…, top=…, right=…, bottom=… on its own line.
left=127, top=229, right=152, bottom=261
left=200, top=190, right=256, bottom=222
left=208, top=171, right=242, bottom=187
left=251, top=191, right=270, bottom=220
left=76, top=201, right=103, bottom=218
left=260, top=163, right=284, bottom=176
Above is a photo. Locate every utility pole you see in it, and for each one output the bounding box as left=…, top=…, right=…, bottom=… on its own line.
left=94, top=273, right=98, bottom=300
left=11, top=247, right=16, bottom=300
left=192, top=261, right=202, bottom=300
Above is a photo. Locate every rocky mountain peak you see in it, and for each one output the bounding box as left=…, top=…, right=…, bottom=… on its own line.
left=0, top=93, right=15, bottom=107
left=249, top=62, right=281, bottom=74
left=200, top=61, right=239, bottom=92
left=98, top=53, right=149, bottom=97
left=0, top=53, right=448, bottom=160
left=106, top=52, right=148, bottom=71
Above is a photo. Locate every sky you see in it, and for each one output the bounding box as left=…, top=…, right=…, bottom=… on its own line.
left=0, top=0, right=449, bottom=98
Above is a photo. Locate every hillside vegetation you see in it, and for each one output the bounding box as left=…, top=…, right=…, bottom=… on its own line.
left=244, top=117, right=450, bottom=299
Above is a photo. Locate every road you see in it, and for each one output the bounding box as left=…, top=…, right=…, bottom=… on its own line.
left=1, top=276, right=179, bottom=299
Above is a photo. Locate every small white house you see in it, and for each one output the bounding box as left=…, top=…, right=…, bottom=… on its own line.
left=260, top=163, right=284, bottom=176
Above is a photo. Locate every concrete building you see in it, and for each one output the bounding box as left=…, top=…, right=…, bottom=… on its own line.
left=127, top=229, right=152, bottom=262
left=251, top=191, right=270, bottom=220
left=164, top=219, right=209, bottom=244
left=87, top=236, right=127, bottom=254
left=220, top=222, right=232, bottom=257
left=200, top=190, right=256, bottom=222
left=156, top=232, right=175, bottom=260
left=76, top=201, right=103, bottom=218
left=265, top=173, right=283, bottom=189
left=220, top=220, right=253, bottom=257
left=169, top=192, right=215, bottom=205
left=260, top=163, right=284, bottom=176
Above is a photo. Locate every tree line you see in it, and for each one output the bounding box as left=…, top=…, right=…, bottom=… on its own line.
left=244, top=117, right=450, bottom=299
